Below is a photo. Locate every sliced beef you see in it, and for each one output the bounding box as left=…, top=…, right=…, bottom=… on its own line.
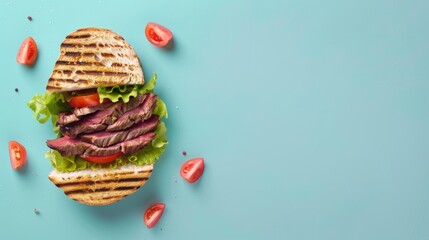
left=82, top=132, right=155, bottom=157
left=59, top=94, right=148, bottom=137
left=47, top=132, right=156, bottom=157
left=120, top=94, right=147, bottom=113
left=73, top=102, right=114, bottom=117
left=61, top=105, right=119, bottom=137
left=119, top=132, right=156, bottom=155
left=106, top=93, right=158, bottom=132
left=82, top=143, right=121, bottom=157
left=58, top=112, right=80, bottom=125
left=57, top=102, right=113, bottom=126
left=47, top=136, right=91, bottom=156
left=80, top=115, right=159, bottom=147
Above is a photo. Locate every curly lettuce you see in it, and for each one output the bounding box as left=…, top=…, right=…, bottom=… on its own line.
left=97, top=73, right=157, bottom=103
left=27, top=92, right=71, bottom=134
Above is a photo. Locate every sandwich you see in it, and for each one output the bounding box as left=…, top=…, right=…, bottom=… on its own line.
left=27, top=27, right=168, bottom=206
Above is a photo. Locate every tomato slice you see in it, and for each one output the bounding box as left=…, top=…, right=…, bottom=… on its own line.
left=17, top=37, right=38, bottom=65
left=81, top=152, right=122, bottom=164
left=144, top=203, right=165, bottom=228
left=145, top=22, right=173, bottom=47
left=69, top=93, right=101, bottom=108
left=8, top=141, right=27, bottom=170
left=180, top=158, right=205, bottom=183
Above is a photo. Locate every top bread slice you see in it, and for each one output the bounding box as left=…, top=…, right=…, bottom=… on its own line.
left=46, top=27, right=144, bottom=92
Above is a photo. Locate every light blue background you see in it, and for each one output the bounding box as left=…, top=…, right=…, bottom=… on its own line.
left=1, top=0, right=428, bottom=239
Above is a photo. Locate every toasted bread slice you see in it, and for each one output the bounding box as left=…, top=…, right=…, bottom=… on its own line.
left=48, top=164, right=153, bottom=206
left=47, top=27, right=144, bottom=92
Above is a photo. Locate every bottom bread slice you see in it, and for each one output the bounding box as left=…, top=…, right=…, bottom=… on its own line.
left=48, top=164, right=154, bottom=206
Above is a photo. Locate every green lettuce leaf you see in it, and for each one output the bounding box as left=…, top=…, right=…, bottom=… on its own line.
left=153, top=99, right=168, bottom=119
left=97, top=73, right=157, bottom=103
left=27, top=92, right=70, bottom=124
left=151, top=121, right=167, bottom=148
left=46, top=150, right=90, bottom=172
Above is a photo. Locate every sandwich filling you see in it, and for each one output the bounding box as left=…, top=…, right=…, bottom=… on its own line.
left=28, top=74, right=168, bottom=172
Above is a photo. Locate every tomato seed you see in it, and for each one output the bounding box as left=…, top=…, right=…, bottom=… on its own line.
left=149, top=29, right=162, bottom=42
left=183, top=163, right=193, bottom=173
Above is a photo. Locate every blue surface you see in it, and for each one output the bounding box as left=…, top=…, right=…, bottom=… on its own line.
left=1, top=0, right=429, bottom=239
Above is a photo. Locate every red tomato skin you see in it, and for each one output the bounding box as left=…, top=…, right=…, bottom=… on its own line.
left=8, top=141, right=27, bottom=170
left=16, top=37, right=38, bottom=65
left=69, top=93, right=101, bottom=108
left=81, top=152, right=122, bottom=164
left=145, top=22, right=173, bottom=47
left=180, top=158, right=205, bottom=183
left=144, top=203, right=166, bottom=228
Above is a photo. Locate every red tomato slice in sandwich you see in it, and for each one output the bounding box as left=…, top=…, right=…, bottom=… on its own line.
left=180, top=158, right=205, bottom=183
left=145, top=22, right=173, bottom=47
left=69, top=93, right=102, bottom=108
left=17, top=37, right=38, bottom=65
left=144, top=203, right=165, bottom=228
left=8, top=141, right=27, bottom=170
left=81, top=152, right=122, bottom=164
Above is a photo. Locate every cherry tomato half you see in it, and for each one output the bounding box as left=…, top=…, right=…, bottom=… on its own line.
left=81, top=152, right=122, bottom=164
left=17, top=37, right=38, bottom=65
left=180, top=158, right=205, bottom=183
left=145, top=22, right=173, bottom=47
left=144, top=203, right=165, bottom=228
left=69, top=93, right=101, bottom=108
left=8, top=141, right=27, bottom=170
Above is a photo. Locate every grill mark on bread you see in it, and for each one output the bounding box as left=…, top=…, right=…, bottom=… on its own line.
left=56, top=60, right=104, bottom=67
left=54, top=69, right=130, bottom=76
left=111, top=63, right=139, bottom=68
left=101, top=53, right=115, bottom=57
left=80, top=70, right=102, bottom=75
left=61, top=43, right=123, bottom=48
left=59, top=70, right=72, bottom=74
left=55, top=177, right=150, bottom=187
left=104, top=71, right=129, bottom=76
left=101, top=196, right=123, bottom=200
left=46, top=85, right=63, bottom=91
left=48, top=77, right=89, bottom=83
left=65, top=186, right=139, bottom=195
left=64, top=52, right=81, bottom=57
left=66, top=34, right=92, bottom=39
left=64, top=52, right=115, bottom=58
left=61, top=43, right=97, bottom=48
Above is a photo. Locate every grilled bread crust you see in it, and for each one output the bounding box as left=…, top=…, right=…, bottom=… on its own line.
left=48, top=164, right=153, bottom=206
left=47, top=27, right=144, bottom=92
